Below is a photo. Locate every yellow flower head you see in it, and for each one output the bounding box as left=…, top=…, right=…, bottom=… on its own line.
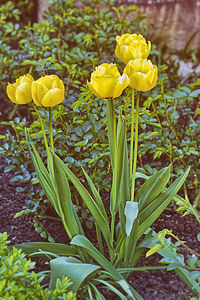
left=115, top=33, right=151, bottom=64
left=6, top=74, right=34, bottom=104
left=87, top=63, right=130, bottom=99
left=124, top=58, right=158, bottom=92
left=31, top=75, right=65, bottom=107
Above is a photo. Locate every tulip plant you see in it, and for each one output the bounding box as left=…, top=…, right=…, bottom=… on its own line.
left=7, top=33, right=190, bottom=299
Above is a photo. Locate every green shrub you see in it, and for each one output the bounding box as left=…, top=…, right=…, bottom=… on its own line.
left=0, top=232, right=76, bottom=299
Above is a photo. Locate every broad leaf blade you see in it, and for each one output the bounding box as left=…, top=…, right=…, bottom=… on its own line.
left=71, top=235, right=135, bottom=299
left=12, top=242, right=77, bottom=257
left=53, top=153, right=83, bottom=238
left=51, top=151, right=112, bottom=249
left=137, top=167, right=190, bottom=239
left=81, top=167, right=107, bottom=219
left=135, top=165, right=171, bottom=212
left=95, top=279, right=127, bottom=300
left=111, top=116, right=126, bottom=214
left=49, top=256, right=100, bottom=291
left=30, top=148, right=59, bottom=214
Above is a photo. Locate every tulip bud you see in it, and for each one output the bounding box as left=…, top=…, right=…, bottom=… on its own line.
left=124, top=58, right=158, bottom=92
left=115, top=33, right=151, bottom=64
left=31, top=75, right=65, bottom=107
left=6, top=74, right=34, bottom=104
left=87, top=63, right=130, bottom=99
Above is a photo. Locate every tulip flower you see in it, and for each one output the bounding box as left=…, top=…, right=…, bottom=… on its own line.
left=87, top=63, right=130, bottom=99
left=115, top=33, right=151, bottom=64
left=31, top=75, right=65, bottom=107
left=6, top=74, right=34, bottom=104
left=124, top=58, right=158, bottom=92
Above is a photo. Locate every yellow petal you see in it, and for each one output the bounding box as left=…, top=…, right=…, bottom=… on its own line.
left=113, top=74, right=130, bottom=98
left=25, top=74, right=34, bottom=82
left=39, top=76, right=54, bottom=89
left=92, top=76, right=118, bottom=98
left=146, top=66, right=158, bottom=89
left=52, top=76, right=65, bottom=94
left=42, top=88, right=64, bottom=107
left=6, top=84, right=17, bottom=103
left=87, top=81, right=102, bottom=99
left=129, top=73, right=148, bottom=91
left=31, top=81, right=41, bottom=106
left=32, top=81, right=49, bottom=106
left=15, top=82, right=32, bottom=104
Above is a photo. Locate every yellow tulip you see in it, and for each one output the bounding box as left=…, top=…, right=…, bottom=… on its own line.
left=31, top=75, right=65, bottom=107
left=6, top=74, right=34, bottom=104
left=124, top=58, right=158, bottom=92
left=115, top=33, right=151, bottom=64
left=87, top=63, right=130, bottom=99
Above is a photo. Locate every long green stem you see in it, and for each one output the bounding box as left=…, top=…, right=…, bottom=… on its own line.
left=110, top=98, right=117, bottom=250
left=32, top=104, right=54, bottom=178
left=49, top=107, right=54, bottom=152
left=131, top=92, right=140, bottom=202
left=129, top=89, right=135, bottom=185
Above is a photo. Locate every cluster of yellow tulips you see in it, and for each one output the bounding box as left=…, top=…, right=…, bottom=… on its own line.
left=6, top=33, right=157, bottom=106
left=6, top=74, right=65, bottom=107
left=88, top=33, right=158, bottom=99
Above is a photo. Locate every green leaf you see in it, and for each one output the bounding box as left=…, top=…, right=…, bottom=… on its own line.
left=146, top=244, right=163, bottom=257
left=52, top=152, right=83, bottom=238
left=195, top=108, right=200, bottom=115
left=51, top=151, right=112, bottom=250
left=135, top=165, right=171, bottom=212
left=118, top=127, right=130, bottom=234
left=137, top=167, right=190, bottom=239
left=95, top=279, right=127, bottom=300
left=111, top=115, right=127, bottom=215
left=22, top=60, right=36, bottom=66
left=124, top=219, right=139, bottom=267
left=25, top=132, right=59, bottom=214
left=49, top=256, right=100, bottom=291
left=30, top=146, right=59, bottom=215
left=81, top=167, right=107, bottom=220
left=12, top=242, right=77, bottom=257
left=74, top=139, right=88, bottom=146
left=125, top=201, right=138, bottom=236
left=190, top=89, right=200, bottom=97
left=71, top=235, right=135, bottom=299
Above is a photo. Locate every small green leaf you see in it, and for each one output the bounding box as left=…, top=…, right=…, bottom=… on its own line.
left=146, top=244, right=163, bottom=257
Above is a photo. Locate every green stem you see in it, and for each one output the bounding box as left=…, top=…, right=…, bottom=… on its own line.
left=131, top=92, right=140, bottom=202
left=49, top=107, right=54, bottom=152
left=32, top=104, right=54, bottom=178
left=110, top=98, right=117, bottom=250
left=129, top=89, right=135, bottom=185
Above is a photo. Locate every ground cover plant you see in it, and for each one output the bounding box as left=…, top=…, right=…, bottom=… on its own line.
left=4, top=32, right=200, bottom=299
